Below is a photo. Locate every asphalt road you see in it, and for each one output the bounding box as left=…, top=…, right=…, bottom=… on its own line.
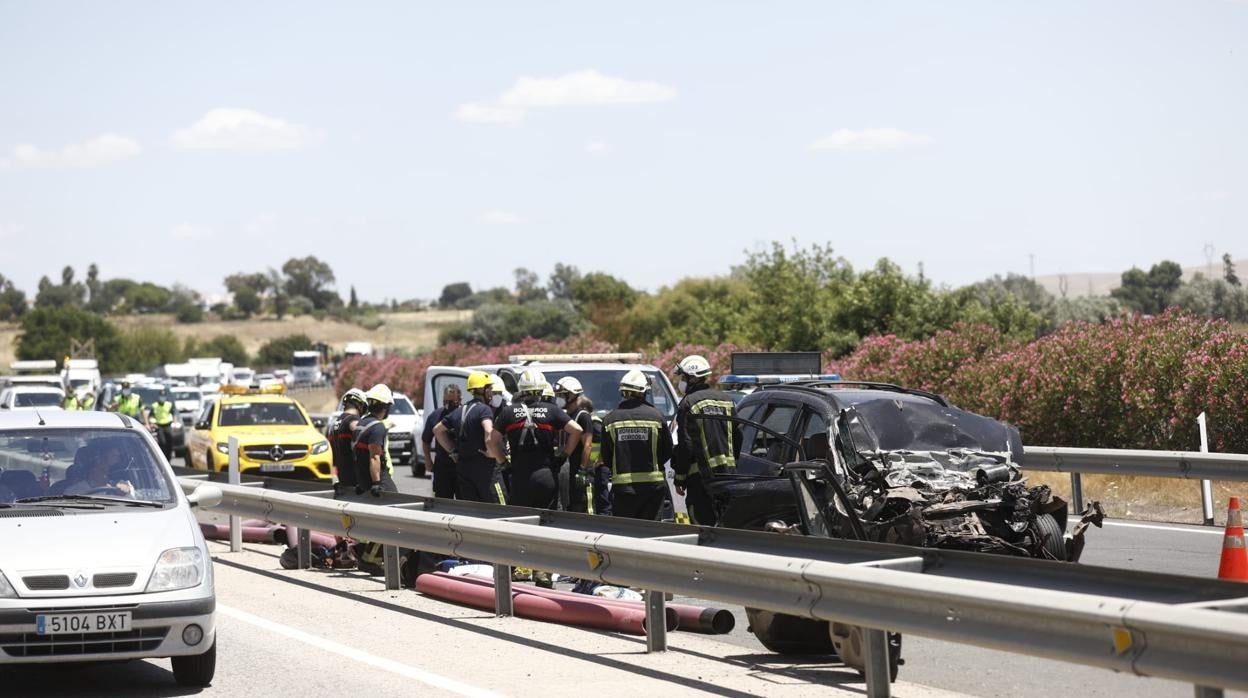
left=4, top=464, right=1240, bottom=697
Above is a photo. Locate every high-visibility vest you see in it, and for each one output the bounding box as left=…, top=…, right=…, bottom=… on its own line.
left=80, top=394, right=96, bottom=410
left=151, top=400, right=174, bottom=426
left=117, top=394, right=143, bottom=417
left=62, top=395, right=80, bottom=410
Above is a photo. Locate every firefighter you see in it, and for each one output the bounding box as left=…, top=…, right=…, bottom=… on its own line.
left=672, top=355, right=737, bottom=525
left=330, top=388, right=367, bottom=496
left=148, top=389, right=177, bottom=461
left=489, top=369, right=582, bottom=509
left=554, top=376, right=606, bottom=515
left=421, top=384, right=462, bottom=498
left=352, top=384, right=399, bottom=497
left=600, top=369, right=673, bottom=521
left=434, top=371, right=507, bottom=504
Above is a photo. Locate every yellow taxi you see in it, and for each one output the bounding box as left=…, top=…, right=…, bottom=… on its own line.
left=185, top=384, right=333, bottom=480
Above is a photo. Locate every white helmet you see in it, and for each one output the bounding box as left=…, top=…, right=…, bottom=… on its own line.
left=676, top=354, right=712, bottom=380
left=554, top=376, right=584, bottom=397
left=619, top=369, right=649, bottom=396
left=541, top=381, right=555, bottom=400
left=365, top=383, right=394, bottom=405
left=516, top=368, right=546, bottom=395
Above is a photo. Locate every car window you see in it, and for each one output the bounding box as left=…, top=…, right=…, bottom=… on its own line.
left=198, top=401, right=215, bottom=427
left=498, top=371, right=519, bottom=394
left=741, top=403, right=799, bottom=463
left=431, top=374, right=469, bottom=410
left=217, top=401, right=306, bottom=427
left=538, top=369, right=678, bottom=419
left=15, top=392, right=62, bottom=408
left=798, top=409, right=830, bottom=461
left=391, top=397, right=416, bottom=415
left=0, top=428, right=176, bottom=504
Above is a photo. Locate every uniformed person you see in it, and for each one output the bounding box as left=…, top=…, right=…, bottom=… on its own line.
left=421, top=384, right=462, bottom=499
left=434, top=371, right=507, bottom=504
left=148, top=389, right=178, bottom=461
left=600, top=369, right=673, bottom=521
left=489, top=369, right=582, bottom=510
left=112, top=382, right=145, bottom=421
left=352, top=384, right=399, bottom=497
left=554, top=376, right=607, bottom=515
left=671, top=355, right=738, bottom=525
left=330, top=388, right=367, bottom=496
left=78, top=388, right=96, bottom=411
left=61, top=390, right=80, bottom=410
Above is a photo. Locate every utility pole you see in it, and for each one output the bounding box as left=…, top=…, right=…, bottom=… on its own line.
left=1204, top=243, right=1216, bottom=276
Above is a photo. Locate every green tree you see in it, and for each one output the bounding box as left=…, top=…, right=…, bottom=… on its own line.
left=514, top=267, right=547, bottom=304
left=740, top=242, right=854, bottom=350
left=267, top=268, right=287, bottom=319
left=16, top=306, right=122, bottom=372
left=112, top=326, right=185, bottom=373
left=34, top=266, right=87, bottom=308
left=1225, top=253, right=1240, bottom=287
left=0, top=273, right=28, bottom=321
left=1171, top=274, right=1248, bottom=322
left=174, top=301, right=203, bottom=323
left=282, top=256, right=340, bottom=310
left=455, top=286, right=512, bottom=309
left=199, top=335, right=250, bottom=366
left=225, top=272, right=271, bottom=295
left=120, top=282, right=173, bottom=314
left=440, top=300, right=588, bottom=345
left=233, top=286, right=261, bottom=316
left=349, top=285, right=359, bottom=310
left=547, top=263, right=582, bottom=301
left=439, top=282, right=473, bottom=308
left=1111, top=260, right=1184, bottom=314
left=617, top=277, right=751, bottom=347
left=255, top=333, right=314, bottom=367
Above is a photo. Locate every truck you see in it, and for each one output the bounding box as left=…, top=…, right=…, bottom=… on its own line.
left=60, top=359, right=102, bottom=395
left=291, top=351, right=323, bottom=385
left=3, top=360, right=65, bottom=390
left=343, top=342, right=373, bottom=360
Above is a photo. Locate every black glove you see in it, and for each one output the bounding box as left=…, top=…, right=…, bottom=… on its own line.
left=369, top=484, right=382, bottom=498
left=354, top=484, right=366, bottom=495
left=449, top=452, right=460, bottom=464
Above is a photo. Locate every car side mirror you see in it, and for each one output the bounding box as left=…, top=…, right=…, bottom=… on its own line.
left=186, top=484, right=223, bottom=509
left=195, top=421, right=208, bottom=430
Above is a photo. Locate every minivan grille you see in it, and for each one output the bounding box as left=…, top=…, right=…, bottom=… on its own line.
left=92, top=573, right=137, bottom=588
left=0, top=627, right=168, bottom=657
left=22, top=576, right=69, bottom=591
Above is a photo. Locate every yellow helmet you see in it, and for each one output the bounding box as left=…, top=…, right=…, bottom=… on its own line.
left=466, top=371, right=493, bottom=391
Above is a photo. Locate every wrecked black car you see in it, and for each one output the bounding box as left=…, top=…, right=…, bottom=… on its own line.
left=690, top=380, right=1102, bottom=673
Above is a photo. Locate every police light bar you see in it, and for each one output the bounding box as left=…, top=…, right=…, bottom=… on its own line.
left=508, top=353, right=645, bottom=365
left=10, top=360, right=58, bottom=373
left=719, top=373, right=842, bottom=385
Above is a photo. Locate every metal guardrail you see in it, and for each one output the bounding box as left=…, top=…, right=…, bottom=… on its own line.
left=177, top=468, right=1248, bottom=698
left=1019, top=446, right=1248, bottom=525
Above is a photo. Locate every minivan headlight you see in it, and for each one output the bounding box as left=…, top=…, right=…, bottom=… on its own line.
left=146, top=547, right=204, bottom=592
left=0, top=572, right=16, bottom=598
left=311, top=440, right=330, bottom=455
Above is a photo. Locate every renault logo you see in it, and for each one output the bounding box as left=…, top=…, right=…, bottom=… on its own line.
left=73, top=572, right=89, bottom=588
left=269, top=445, right=285, bottom=461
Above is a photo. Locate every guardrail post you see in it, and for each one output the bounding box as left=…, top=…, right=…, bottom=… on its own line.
left=1195, top=686, right=1224, bottom=698
left=1070, top=472, right=1084, bottom=514
left=863, top=628, right=891, bottom=698
left=645, top=590, right=667, bottom=653
left=297, top=528, right=312, bottom=570
left=493, top=563, right=513, bottom=617
left=383, top=545, right=401, bottom=590
left=227, top=437, right=241, bottom=553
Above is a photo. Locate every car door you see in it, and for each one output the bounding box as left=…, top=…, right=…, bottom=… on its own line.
left=187, top=401, right=216, bottom=470
left=734, top=400, right=802, bottom=475
left=422, top=367, right=472, bottom=416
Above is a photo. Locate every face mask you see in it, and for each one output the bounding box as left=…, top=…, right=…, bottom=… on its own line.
left=490, top=395, right=504, bottom=408
left=678, top=380, right=687, bottom=395
left=444, top=400, right=459, bottom=411
left=555, top=397, right=567, bottom=409
left=122, top=389, right=131, bottom=396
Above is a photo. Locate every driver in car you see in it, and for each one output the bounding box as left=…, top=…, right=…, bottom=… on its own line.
left=65, top=443, right=133, bottom=496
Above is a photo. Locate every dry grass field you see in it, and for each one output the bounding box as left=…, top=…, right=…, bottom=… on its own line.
left=0, top=309, right=471, bottom=367
left=1026, top=471, right=1244, bottom=526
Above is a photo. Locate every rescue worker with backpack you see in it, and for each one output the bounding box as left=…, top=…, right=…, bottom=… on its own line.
left=671, top=355, right=738, bottom=526
left=352, top=384, right=399, bottom=497
left=600, top=370, right=673, bottom=521
left=330, top=388, right=367, bottom=496
left=433, top=371, right=508, bottom=504
left=148, top=389, right=178, bottom=461
left=489, top=369, right=582, bottom=510
left=554, top=376, right=609, bottom=515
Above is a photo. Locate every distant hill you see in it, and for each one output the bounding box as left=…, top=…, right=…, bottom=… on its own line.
left=1034, top=258, right=1248, bottom=298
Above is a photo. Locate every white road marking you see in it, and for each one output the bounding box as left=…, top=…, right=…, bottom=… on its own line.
left=1101, top=520, right=1224, bottom=537
left=218, top=604, right=506, bottom=698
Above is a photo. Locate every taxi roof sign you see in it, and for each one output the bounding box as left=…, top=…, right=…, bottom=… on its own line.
left=219, top=383, right=286, bottom=396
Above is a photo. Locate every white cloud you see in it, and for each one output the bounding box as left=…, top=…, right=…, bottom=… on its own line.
left=455, top=103, right=525, bottom=124
left=457, top=69, right=676, bottom=124
left=0, top=133, right=141, bottom=169
left=170, top=108, right=322, bottom=151
left=811, top=128, right=931, bottom=151
left=479, top=211, right=523, bottom=225
left=585, top=141, right=610, bottom=155
left=170, top=223, right=211, bottom=240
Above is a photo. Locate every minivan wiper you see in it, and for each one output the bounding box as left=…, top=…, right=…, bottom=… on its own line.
left=16, top=494, right=167, bottom=508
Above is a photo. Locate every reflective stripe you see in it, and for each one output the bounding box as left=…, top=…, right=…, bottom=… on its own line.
left=493, top=481, right=507, bottom=504
left=689, top=397, right=736, bottom=474
left=605, top=419, right=662, bottom=484
left=612, top=471, right=666, bottom=485
left=151, top=401, right=174, bottom=426
left=117, top=395, right=142, bottom=417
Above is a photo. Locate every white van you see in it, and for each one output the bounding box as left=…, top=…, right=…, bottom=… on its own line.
left=0, top=410, right=222, bottom=686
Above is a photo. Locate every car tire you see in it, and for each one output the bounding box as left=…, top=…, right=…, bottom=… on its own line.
left=397, top=455, right=411, bottom=466
left=1033, top=513, right=1067, bottom=560
left=745, top=608, right=836, bottom=655
left=172, top=639, right=216, bottom=687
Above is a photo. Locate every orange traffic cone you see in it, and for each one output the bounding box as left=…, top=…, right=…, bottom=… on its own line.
left=1218, top=497, right=1247, bottom=582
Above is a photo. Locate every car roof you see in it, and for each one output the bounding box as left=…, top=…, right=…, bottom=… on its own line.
left=0, top=409, right=140, bottom=429
left=753, top=381, right=949, bottom=407
left=8, top=385, right=64, bottom=393
left=493, top=362, right=662, bottom=373
left=217, top=393, right=299, bottom=405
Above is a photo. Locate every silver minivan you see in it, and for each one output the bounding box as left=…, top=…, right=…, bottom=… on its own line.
left=0, top=410, right=221, bottom=686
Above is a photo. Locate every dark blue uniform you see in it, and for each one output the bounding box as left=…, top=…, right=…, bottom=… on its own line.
left=422, top=406, right=458, bottom=499
left=440, top=400, right=506, bottom=504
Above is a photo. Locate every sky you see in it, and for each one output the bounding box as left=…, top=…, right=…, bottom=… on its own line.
left=1, top=1, right=1246, bottom=304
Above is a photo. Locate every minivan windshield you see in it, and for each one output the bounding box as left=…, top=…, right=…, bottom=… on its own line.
left=540, top=369, right=677, bottom=419
left=0, top=429, right=176, bottom=504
